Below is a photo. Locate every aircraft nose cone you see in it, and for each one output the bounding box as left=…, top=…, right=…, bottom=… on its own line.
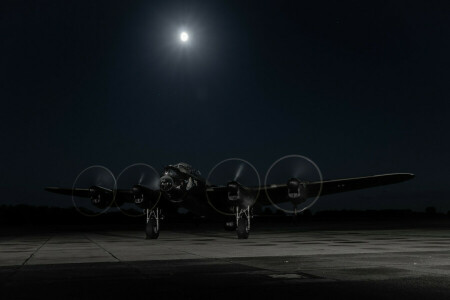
left=160, top=176, right=174, bottom=191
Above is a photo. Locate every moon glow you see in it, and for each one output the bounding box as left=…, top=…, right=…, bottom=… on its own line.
left=180, top=32, right=189, bottom=42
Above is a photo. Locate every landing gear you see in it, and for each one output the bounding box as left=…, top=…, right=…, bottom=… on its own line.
left=235, top=206, right=251, bottom=239
left=145, top=208, right=161, bottom=239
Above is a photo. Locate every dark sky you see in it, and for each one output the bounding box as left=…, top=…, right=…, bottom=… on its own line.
left=2, top=0, right=449, bottom=212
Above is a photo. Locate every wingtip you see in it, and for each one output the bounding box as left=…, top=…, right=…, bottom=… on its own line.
left=401, top=173, right=415, bottom=181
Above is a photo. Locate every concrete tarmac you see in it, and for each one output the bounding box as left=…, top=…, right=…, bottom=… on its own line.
left=1, top=226, right=449, bottom=299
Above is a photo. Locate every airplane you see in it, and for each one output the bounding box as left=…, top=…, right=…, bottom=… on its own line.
left=45, top=162, right=414, bottom=239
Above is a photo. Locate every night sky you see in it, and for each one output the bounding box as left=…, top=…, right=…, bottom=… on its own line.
left=2, top=0, right=449, bottom=212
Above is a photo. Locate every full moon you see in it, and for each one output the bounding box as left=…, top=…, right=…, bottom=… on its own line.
left=180, top=32, right=189, bottom=42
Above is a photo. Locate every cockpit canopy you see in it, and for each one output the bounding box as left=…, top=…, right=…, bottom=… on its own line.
left=165, top=162, right=202, bottom=177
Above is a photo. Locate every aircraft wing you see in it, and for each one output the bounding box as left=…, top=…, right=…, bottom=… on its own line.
left=260, top=173, right=414, bottom=204
left=45, top=186, right=112, bottom=198
left=207, top=173, right=414, bottom=204
left=304, top=173, right=414, bottom=197
left=115, top=186, right=160, bottom=204
left=45, top=185, right=157, bottom=204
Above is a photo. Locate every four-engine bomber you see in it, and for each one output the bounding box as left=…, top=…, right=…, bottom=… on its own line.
left=46, top=162, right=414, bottom=239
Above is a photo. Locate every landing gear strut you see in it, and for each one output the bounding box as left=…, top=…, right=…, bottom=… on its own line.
left=235, top=206, right=251, bottom=239
left=145, top=208, right=161, bottom=239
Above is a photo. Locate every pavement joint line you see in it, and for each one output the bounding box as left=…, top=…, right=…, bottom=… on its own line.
left=98, top=230, right=222, bottom=260
left=89, top=231, right=210, bottom=260
left=85, top=233, right=157, bottom=280
left=83, top=234, right=120, bottom=262
left=22, top=235, right=53, bottom=265
left=85, top=232, right=212, bottom=280
left=0, top=234, right=53, bottom=288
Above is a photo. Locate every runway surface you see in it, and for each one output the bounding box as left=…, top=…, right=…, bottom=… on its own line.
left=1, top=226, right=449, bottom=299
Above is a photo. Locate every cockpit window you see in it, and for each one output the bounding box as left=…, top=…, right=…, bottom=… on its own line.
left=164, top=169, right=177, bottom=177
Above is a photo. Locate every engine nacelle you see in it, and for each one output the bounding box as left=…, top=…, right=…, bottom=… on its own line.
left=132, top=185, right=145, bottom=204
left=227, top=181, right=240, bottom=201
left=131, top=185, right=157, bottom=208
left=89, top=186, right=111, bottom=209
left=227, top=181, right=256, bottom=209
left=287, top=178, right=305, bottom=200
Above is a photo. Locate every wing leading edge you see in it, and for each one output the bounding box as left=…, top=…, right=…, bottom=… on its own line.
left=258, top=173, right=414, bottom=204
left=45, top=185, right=158, bottom=204
left=45, top=187, right=110, bottom=198
left=304, top=173, right=414, bottom=198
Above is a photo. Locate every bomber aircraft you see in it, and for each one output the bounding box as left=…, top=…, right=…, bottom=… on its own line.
left=46, top=162, right=414, bottom=239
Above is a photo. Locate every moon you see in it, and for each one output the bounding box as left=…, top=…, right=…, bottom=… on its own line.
left=180, top=32, right=189, bottom=42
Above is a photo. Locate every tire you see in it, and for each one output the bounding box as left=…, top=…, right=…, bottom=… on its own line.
left=236, top=217, right=249, bottom=239
left=145, top=219, right=159, bottom=239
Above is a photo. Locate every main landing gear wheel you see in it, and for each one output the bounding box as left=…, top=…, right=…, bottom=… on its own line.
left=145, top=208, right=160, bottom=239
left=236, top=217, right=249, bottom=239
left=236, top=206, right=251, bottom=239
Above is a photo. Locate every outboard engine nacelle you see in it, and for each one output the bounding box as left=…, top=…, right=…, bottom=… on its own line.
left=287, top=178, right=305, bottom=200
left=89, top=186, right=111, bottom=209
left=132, top=185, right=145, bottom=205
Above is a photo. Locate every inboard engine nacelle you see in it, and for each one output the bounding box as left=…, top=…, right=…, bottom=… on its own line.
left=227, top=181, right=256, bottom=208
left=287, top=178, right=306, bottom=200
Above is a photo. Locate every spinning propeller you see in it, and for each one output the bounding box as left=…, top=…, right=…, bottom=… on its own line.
left=71, top=165, right=116, bottom=217
left=206, top=158, right=260, bottom=216
left=115, top=163, right=161, bottom=217
left=264, top=155, right=323, bottom=214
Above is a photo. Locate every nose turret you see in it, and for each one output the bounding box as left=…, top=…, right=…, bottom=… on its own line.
left=160, top=175, right=174, bottom=191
